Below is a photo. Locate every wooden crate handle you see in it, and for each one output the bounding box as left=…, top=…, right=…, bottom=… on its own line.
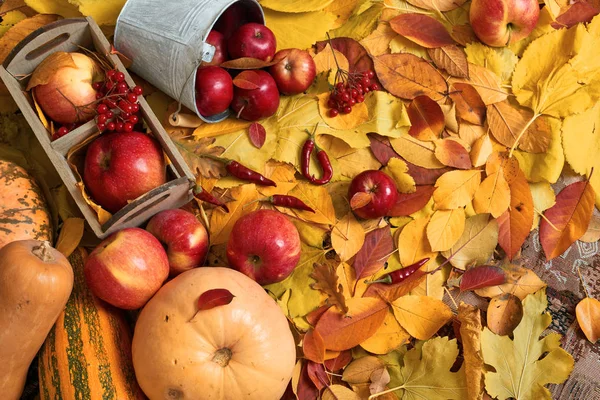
left=3, top=18, right=91, bottom=75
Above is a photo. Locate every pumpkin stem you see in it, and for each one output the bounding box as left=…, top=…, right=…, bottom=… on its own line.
left=212, top=347, right=232, bottom=367
left=32, top=241, right=54, bottom=262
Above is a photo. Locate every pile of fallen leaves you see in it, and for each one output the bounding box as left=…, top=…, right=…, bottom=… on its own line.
left=2, top=0, right=600, bottom=398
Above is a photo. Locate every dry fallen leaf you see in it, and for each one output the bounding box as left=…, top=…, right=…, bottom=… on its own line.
left=54, top=217, right=84, bottom=257
left=332, top=213, right=365, bottom=262
left=433, top=169, right=482, bottom=209
left=487, top=293, right=524, bottom=336
left=389, top=14, right=455, bottom=48
left=392, top=295, right=453, bottom=340
left=407, top=95, right=445, bottom=141
left=449, top=83, right=486, bottom=125
left=360, top=310, right=411, bottom=355
left=427, top=208, right=466, bottom=252
left=460, top=265, right=507, bottom=292
left=434, top=137, right=472, bottom=169
left=428, top=45, right=469, bottom=78
left=576, top=297, right=600, bottom=343
left=458, top=303, right=485, bottom=400
left=353, top=226, right=394, bottom=280
left=310, top=262, right=349, bottom=314
left=208, top=184, right=260, bottom=245
left=475, top=264, right=546, bottom=300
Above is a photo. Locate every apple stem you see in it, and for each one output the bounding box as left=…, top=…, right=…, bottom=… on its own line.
left=236, top=105, right=245, bottom=119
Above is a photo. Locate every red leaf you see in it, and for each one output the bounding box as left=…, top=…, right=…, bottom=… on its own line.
left=551, top=1, right=600, bottom=29
left=390, top=14, right=455, bottom=48
left=303, top=329, right=326, bottom=363
left=388, top=185, right=435, bottom=216
left=460, top=265, right=507, bottom=292
left=368, top=133, right=400, bottom=165
left=324, top=350, right=353, bottom=372
left=307, top=361, right=329, bottom=391
left=353, top=226, right=395, bottom=279
left=406, top=160, right=453, bottom=185
left=248, top=122, right=266, bottom=148
left=297, top=361, right=319, bottom=400
left=232, top=70, right=261, bottom=89
left=306, top=304, right=330, bottom=326
left=540, top=180, right=596, bottom=260
left=407, top=95, right=445, bottom=141
left=197, top=288, right=235, bottom=311
left=315, top=37, right=374, bottom=74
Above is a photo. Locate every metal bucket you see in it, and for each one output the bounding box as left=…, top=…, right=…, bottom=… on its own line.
left=114, top=0, right=264, bottom=123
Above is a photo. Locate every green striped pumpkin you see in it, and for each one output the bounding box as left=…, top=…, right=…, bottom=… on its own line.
left=38, top=248, right=145, bottom=400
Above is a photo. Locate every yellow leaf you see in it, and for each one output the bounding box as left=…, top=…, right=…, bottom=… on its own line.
left=360, top=90, right=412, bottom=139
left=313, top=43, right=349, bottom=84
left=426, top=208, right=466, bottom=252
left=318, top=92, right=369, bottom=130
left=325, top=0, right=360, bottom=28
left=257, top=161, right=298, bottom=197
left=576, top=297, right=600, bottom=343
left=332, top=213, right=365, bottom=262
left=318, top=135, right=382, bottom=181
left=433, top=169, right=482, bottom=209
left=209, top=184, right=260, bottom=245
left=389, top=34, right=429, bottom=58
left=514, top=116, right=564, bottom=183
left=75, top=0, right=126, bottom=25
left=24, top=0, right=80, bottom=19
left=331, top=0, right=385, bottom=41
left=285, top=183, right=337, bottom=225
left=0, top=14, right=62, bottom=64
left=392, top=295, right=453, bottom=340
left=361, top=310, right=411, bottom=354
left=264, top=8, right=337, bottom=50
left=382, top=157, right=416, bottom=194
left=293, top=219, right=328, bottom=248
left=562, top=101, right=600, bottom=207
left=458, top=303, right=484, bottom=400
left=459, top=122, right=486, bottom=147
left=475, top=264, right=546, bottom=300
left=397, top=217, right=437, bottom=268
left=55, top=218, right=84, bottom=258
left=410, top=256, right=445, bottom=300
left=464, top=42, right=518, bottom=83
left=530, top=182, right=556, bottom=229
left=442, top=213, right=498, bottom=270
left=0, top=10, right=27, bottom=38
left=440, top=103, right=459, bottom=133
left=473, top=171, right=510, bottom=217
left=470, top=134, right=494, bottom=168
left=260, top=0, right=335, bottom=12
left=390, top=133, right=445, bottom=169
left=360, top=22, right=397, bottom=56
left=211, top=128, right=276, bottom=175
left=193, top=117, right=251, bottom=139
left=322, top=385, right=361, bottom=400
left=342, top=355, right=386, bottom=384
left=450, top=63, right=507, bottom=105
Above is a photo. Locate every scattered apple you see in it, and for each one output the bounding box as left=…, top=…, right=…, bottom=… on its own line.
left=84, top=227, right=169, bottom=309
left=228, top=23, right=277, bottom=61
left=230, top=70, right=280, bottom=121
left=268, top=49, right=316, bottom=95
left=30, top=52, right=101, bottom=125
left=348, top=170, right=399, bottom=219
left=83, top=131, right=167, bottom=213
left=146, top=209, right=209, bottom=276
left=226, top=209, right=301, bottom=285
left=195, top=66, right=234, bottom=117
left=204, top=30, right=228, bottom=66
left=469, top=0, right=540, bottom=47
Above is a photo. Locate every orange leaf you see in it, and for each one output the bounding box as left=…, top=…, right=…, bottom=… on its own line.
left=353, top=226, right=394, bottom=279
left=389, top=14, right=455, bottom=48
left=363, top=269, right=428, bottom=303
left=487, top=102, right=550, bottom=154
left=426, top=208, right=466, bottom=252
left=220, top=57, right=278, bottom=69
left=405, top=0, right=467, bottom=12
left=26, top=52, right=78, bottom=90
left=407, top=95, right=445, bottom=141
left=232, top=70, right=262, bottom=89
left=303, top=329, right=326, bottom=363
left=314, top=297, right=388, bottom=351
left=449, top=83, right=486, bottom=125
left=451, top=64, right=507, bottom=105
left=0, top=14, right=62, bottom=65
left=373, top=53, right=448, bottom=101
left=310, top=262, right=349, bottom=314
left=540, top=180, right=596, bottom=260
left=427, top=45, right=469, bottom=78
left=197, top=289, right=235, bottom=311
left=434, top=138, right=472, bottom=169
left=351, top=192, right=373, bottom=210
left=388, top=185, right=435, bottom=216
left=576, top=297, right=600, bottom=343
left=472, top=172, right=511, bottom=218
left=486, top=293, right=523, bottom=336
left=433, top=169, right=482, bottom=209
left=497, top=168, right=534, bottom=260
left=451, top=24, right=478, bottom=46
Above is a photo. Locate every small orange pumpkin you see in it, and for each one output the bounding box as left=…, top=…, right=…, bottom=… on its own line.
left=132, top=267, right=296, bottom=400
left=0, top=160, right=52, bottom=249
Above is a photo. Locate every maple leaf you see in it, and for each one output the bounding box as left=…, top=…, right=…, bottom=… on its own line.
left=169, top=131, right=226, bottom=178
left=482, top=289, right=574, bottom=400
left=310, top=262, right=349, bottom=314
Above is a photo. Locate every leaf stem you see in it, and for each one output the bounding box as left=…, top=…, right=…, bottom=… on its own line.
left=369, top=384, right=405, bottom=399
left=535, top=207, right=560, bottom=231
left=508, top=113, right=540, bottom=158
left=444, top=286, right=459, bottom=310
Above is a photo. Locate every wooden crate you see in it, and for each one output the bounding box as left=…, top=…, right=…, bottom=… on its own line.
left=0, top=17, right=196, bottom=239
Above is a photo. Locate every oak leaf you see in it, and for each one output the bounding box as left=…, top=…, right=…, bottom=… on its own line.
left=332, top=213, right=365, bottom=262
left=441, top=214, right=499, bottom=269
left=392, top=295, right=453, bottom=340
left=426, top=208, right=466, bottom=252
left=433, top=169, right=482, bottom=209
left=360, top=310, right=411, bottom=354
left=458, top=303, right=485, bottom=400
left=576, top=297, right=600, bottom=342
left=434, top=137, right=472, bottom=169
left=407, top=95, right=445, bottom=141
left=170, top=132, right=226, bottom=178
left=428, top=45, right=469, bottom=78
left=310, top=262, right=349, bottom=314
left=482, top=289, right=574, bottom=400
left=353, top=226, right=394, bottom=279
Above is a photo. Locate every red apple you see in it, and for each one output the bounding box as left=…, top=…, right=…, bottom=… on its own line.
left=146, top=209, right=209, bottom=276
left=230, top=70, right=280, bottom=121
left=85, top=227, right=169, bottom=309
left=228, top=23, right=277, bottom=61
left=213, top=2, right=256, bottom=40
left=268, top=49, right=316, bottom=95
left=195, top=66, right=234, bottom=117
left=470, top=0, right=539, bottom=47
left=226, top=209, right=301, bottom=285
left=203, top=30, right=228, bottom=66
left=31, top=52, right=101, bottom=124
left=348, top=170, right=399, bottom=219
left=83, top=131, right=167, bottom=213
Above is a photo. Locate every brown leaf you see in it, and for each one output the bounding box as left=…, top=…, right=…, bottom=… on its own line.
left=310, top=262, right=349, bottom=314
left=551, top=1, right=600, bottom=29
left=324, top=350, right=353, bottom=372
left=451, top=24, right=478, bottom=46
left=487, top=293, right=524, bottom=336
left=220, top=57, right=279, bottom=69
left=342, top=356, right=386, bottom=384
left=54, top=217, right=84, bottom=258
left=406, top=161, right=452, bottom=185
left=457, top=303, right=485, bottom=400
left=322, top=385, right=361, bottom=400
left=452, top=64, right=507, bottom=105
left=315, top=37, right=375, bottom=74
left=434, top=138, right=472, bottom=169
left=307, top=361, right=329, bottom=390
left=369, top=367, right=391, bottom=395
left=487, top=101, right=550, bottom=153
left=389, top=185, right=435, bottom=216
left=428, top=45, right=469, bottom=78
left=170, top=132, right=226, bottom=178
left=576, top=297, right=600, bottom=342
left=0, top=14, right=61, bottom=65
left=232, top=70, right=262, bottom=89
left=406, top=0, right=468, bottom=12
left=460, top=265, right=507, bottom=292
left=314, top=297, right=388, bottom=351
left=353, top=226, right=394, bottom=279
left=407, top=95, right=445, bottom=141
left=197, top=288, right=235, bottom=311
left=351, top=192, right=373, bottom=210
left=303, top=329, right=326, bottom=363
left=450, top=83, right=486, bottom=125
left=497, top=167, right=534, bottom=260
left=374, top=53, right=448, bottom=101
left=247, top=122, right=266, bottom=149
left=540, top=180, right=596, bottom=260
left=389, top=14, right=455, bottom=48
left=368, top=133, right=399, bottom=165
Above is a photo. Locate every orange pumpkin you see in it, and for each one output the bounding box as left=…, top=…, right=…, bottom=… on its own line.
left=132, top=267, right=296, bottom=400
left=0, top=160, right=52, bottom=249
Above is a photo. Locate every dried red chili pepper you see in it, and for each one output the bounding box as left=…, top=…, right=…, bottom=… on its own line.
left=301, top=125, right=333, bottom=185
left=369, top=258, right=430, bottom=284
left=269, top=194, right=315, bottom=213
left=226, top=160, right=276, bottom=187
left=192, top=184, right=229, bottom=212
